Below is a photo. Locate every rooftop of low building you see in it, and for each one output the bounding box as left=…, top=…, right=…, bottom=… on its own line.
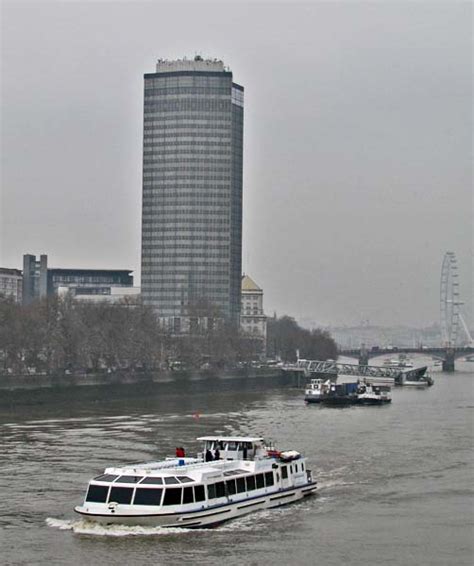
left=242, top=274, right=262, bottom=292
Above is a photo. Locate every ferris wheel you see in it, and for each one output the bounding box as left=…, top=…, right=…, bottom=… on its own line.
left=440, top=252, right=462, bottom=346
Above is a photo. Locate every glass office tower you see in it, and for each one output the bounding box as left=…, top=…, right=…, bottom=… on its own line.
left=141, top=57, right=244, bottom=330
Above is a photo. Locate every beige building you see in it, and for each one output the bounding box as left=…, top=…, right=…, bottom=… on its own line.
left=241, top=275, right=267, bottom=354
left=0, top=268, right=23, bottom=303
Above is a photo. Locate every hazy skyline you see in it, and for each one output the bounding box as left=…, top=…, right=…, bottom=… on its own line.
left=1, top=1, right=472, bottom=328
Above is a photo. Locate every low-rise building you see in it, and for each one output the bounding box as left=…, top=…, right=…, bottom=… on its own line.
left=48, top=268, right=133, bottom=295
left=57, top=285, right=140, bottom=303
left=241, top=274, right=267, bottom=355
left=21, top=254, right=135, bottom=305
left=0, top=268, right=23, bottom=303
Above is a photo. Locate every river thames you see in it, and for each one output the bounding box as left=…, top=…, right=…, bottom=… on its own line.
left=1, top=359, right=473, bottom=565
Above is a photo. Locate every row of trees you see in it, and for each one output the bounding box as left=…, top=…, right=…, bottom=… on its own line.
left=0, top=296, right=261, bottom=374
left=267, top=315, right=338, bottom=362
left=0, top=295, right=337, bottom=375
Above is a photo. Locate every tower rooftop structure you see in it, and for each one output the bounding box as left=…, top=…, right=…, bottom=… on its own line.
left=155, top=57, right=226, bottom=74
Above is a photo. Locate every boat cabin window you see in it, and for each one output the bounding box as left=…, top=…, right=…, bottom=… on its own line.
left=226, top=479, right=237, bottom=495
left=134, top=488, right=163, bottom=506
left=207, top=484, right=216, bottom=499
left=164, top=477, right=180, bottom=485
left=246, top=476, right=256, bottom=491
left=115, top=475, right=143, bottom=484
left=236, top=477, right=246, bottom=493
left=194, top=485, right=205, bottom=502
left=205, top=440, right=225, bottom=450
left=86, top=484, right=109, bottom=503
left=93, top=474, right=118, bottom=483
left=226, top=441, right=238, bottom=451
left=163, top=488, right=182, bottom=506
left=265, top=472, right=274, bottom=486
left=140, top=477, right=163, bottom=485
left=215, top=482, right=225, bottom=498
left=176, top=476, right=193, bottom=483
left=205, top=474, right=267, bottom=494
left=109, top=486, right=133, bottom=504
left=208, top=481, right=229, bottom=499
left=182, top=486, right=194, bottom=504
left=281, top=466, right=288, bottom=479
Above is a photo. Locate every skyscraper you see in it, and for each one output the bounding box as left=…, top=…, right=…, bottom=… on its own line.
left=141, top=57, right=244, bottom=331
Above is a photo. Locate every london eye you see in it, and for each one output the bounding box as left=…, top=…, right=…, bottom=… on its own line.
left=440, top=252, right=461, bottom=346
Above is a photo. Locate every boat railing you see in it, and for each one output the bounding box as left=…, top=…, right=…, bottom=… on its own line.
left=108, top=452, right=280, bottom=475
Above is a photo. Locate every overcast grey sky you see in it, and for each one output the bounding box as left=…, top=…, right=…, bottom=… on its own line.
left=1, top=1, right=472, bottom=327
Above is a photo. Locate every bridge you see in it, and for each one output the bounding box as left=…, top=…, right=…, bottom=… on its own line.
left=338, top=346, right=474, bottom=372
left=286, top=359, right=430, bottom=386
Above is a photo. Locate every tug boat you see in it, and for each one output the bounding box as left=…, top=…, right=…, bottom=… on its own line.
left=74, top=436, right=317, bottom=528
left=356, top=382, right=391, bottom=405
left=304, top=378, right=329, bottom=403
left=311, top=379, right=392, bottom=407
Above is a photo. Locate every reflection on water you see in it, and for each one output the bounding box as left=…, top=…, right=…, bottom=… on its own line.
left=1, top=365, right=473, bottom=566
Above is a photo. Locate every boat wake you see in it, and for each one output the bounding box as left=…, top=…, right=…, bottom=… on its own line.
left=45, top=517, right=197, bottom=536
left=46, top=501, right=300, bottom=536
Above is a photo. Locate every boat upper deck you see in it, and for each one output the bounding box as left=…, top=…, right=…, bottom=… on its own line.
left=101, top=454, right=279, bottom=484
left=88, top=436, right=303, bottom=487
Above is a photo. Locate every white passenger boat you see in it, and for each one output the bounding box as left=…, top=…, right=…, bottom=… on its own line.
left=74, top=436, right=317, bottom=528
left=383, top=358, right=414, bottom=369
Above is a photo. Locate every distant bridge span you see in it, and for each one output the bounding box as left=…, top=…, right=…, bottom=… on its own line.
left=338, top=346, right=474, bottom=372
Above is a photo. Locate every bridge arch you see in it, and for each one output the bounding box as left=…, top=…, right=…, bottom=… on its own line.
left=338, top=346, right=474, bottom=372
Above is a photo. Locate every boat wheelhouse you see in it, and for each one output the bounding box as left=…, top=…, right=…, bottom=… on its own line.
left=304, top=378, right=330, bottom=403
left=74, top=436, right=317, bottom=528
left=356, top=382, right=392, bottom=405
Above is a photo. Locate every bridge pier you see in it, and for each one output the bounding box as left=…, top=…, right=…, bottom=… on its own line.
left=359, top=345, right=369, bottom=366
left=442, top=349, right=455, bottom=372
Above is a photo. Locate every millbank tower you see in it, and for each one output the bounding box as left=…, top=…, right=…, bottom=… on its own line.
left=141, top=57, right=244, bottom=331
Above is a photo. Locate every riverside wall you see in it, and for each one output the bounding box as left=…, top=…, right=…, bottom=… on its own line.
left=0, top=367, right=299, bottom=392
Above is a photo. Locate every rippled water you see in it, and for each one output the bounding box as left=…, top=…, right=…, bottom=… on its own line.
left=1, top=361, right=473, bottom=565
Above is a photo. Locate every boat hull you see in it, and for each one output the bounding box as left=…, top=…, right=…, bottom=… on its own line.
left=321, top=396, right=358, bottom=406
left=304, top=396, right=322, bottom=403
left=357, top=397, right=391, bottom=405
left=74, top=482, right=317, bottom=528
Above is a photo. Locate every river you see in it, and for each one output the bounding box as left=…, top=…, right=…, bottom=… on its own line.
left=1, top=358, right=473, bottom=565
